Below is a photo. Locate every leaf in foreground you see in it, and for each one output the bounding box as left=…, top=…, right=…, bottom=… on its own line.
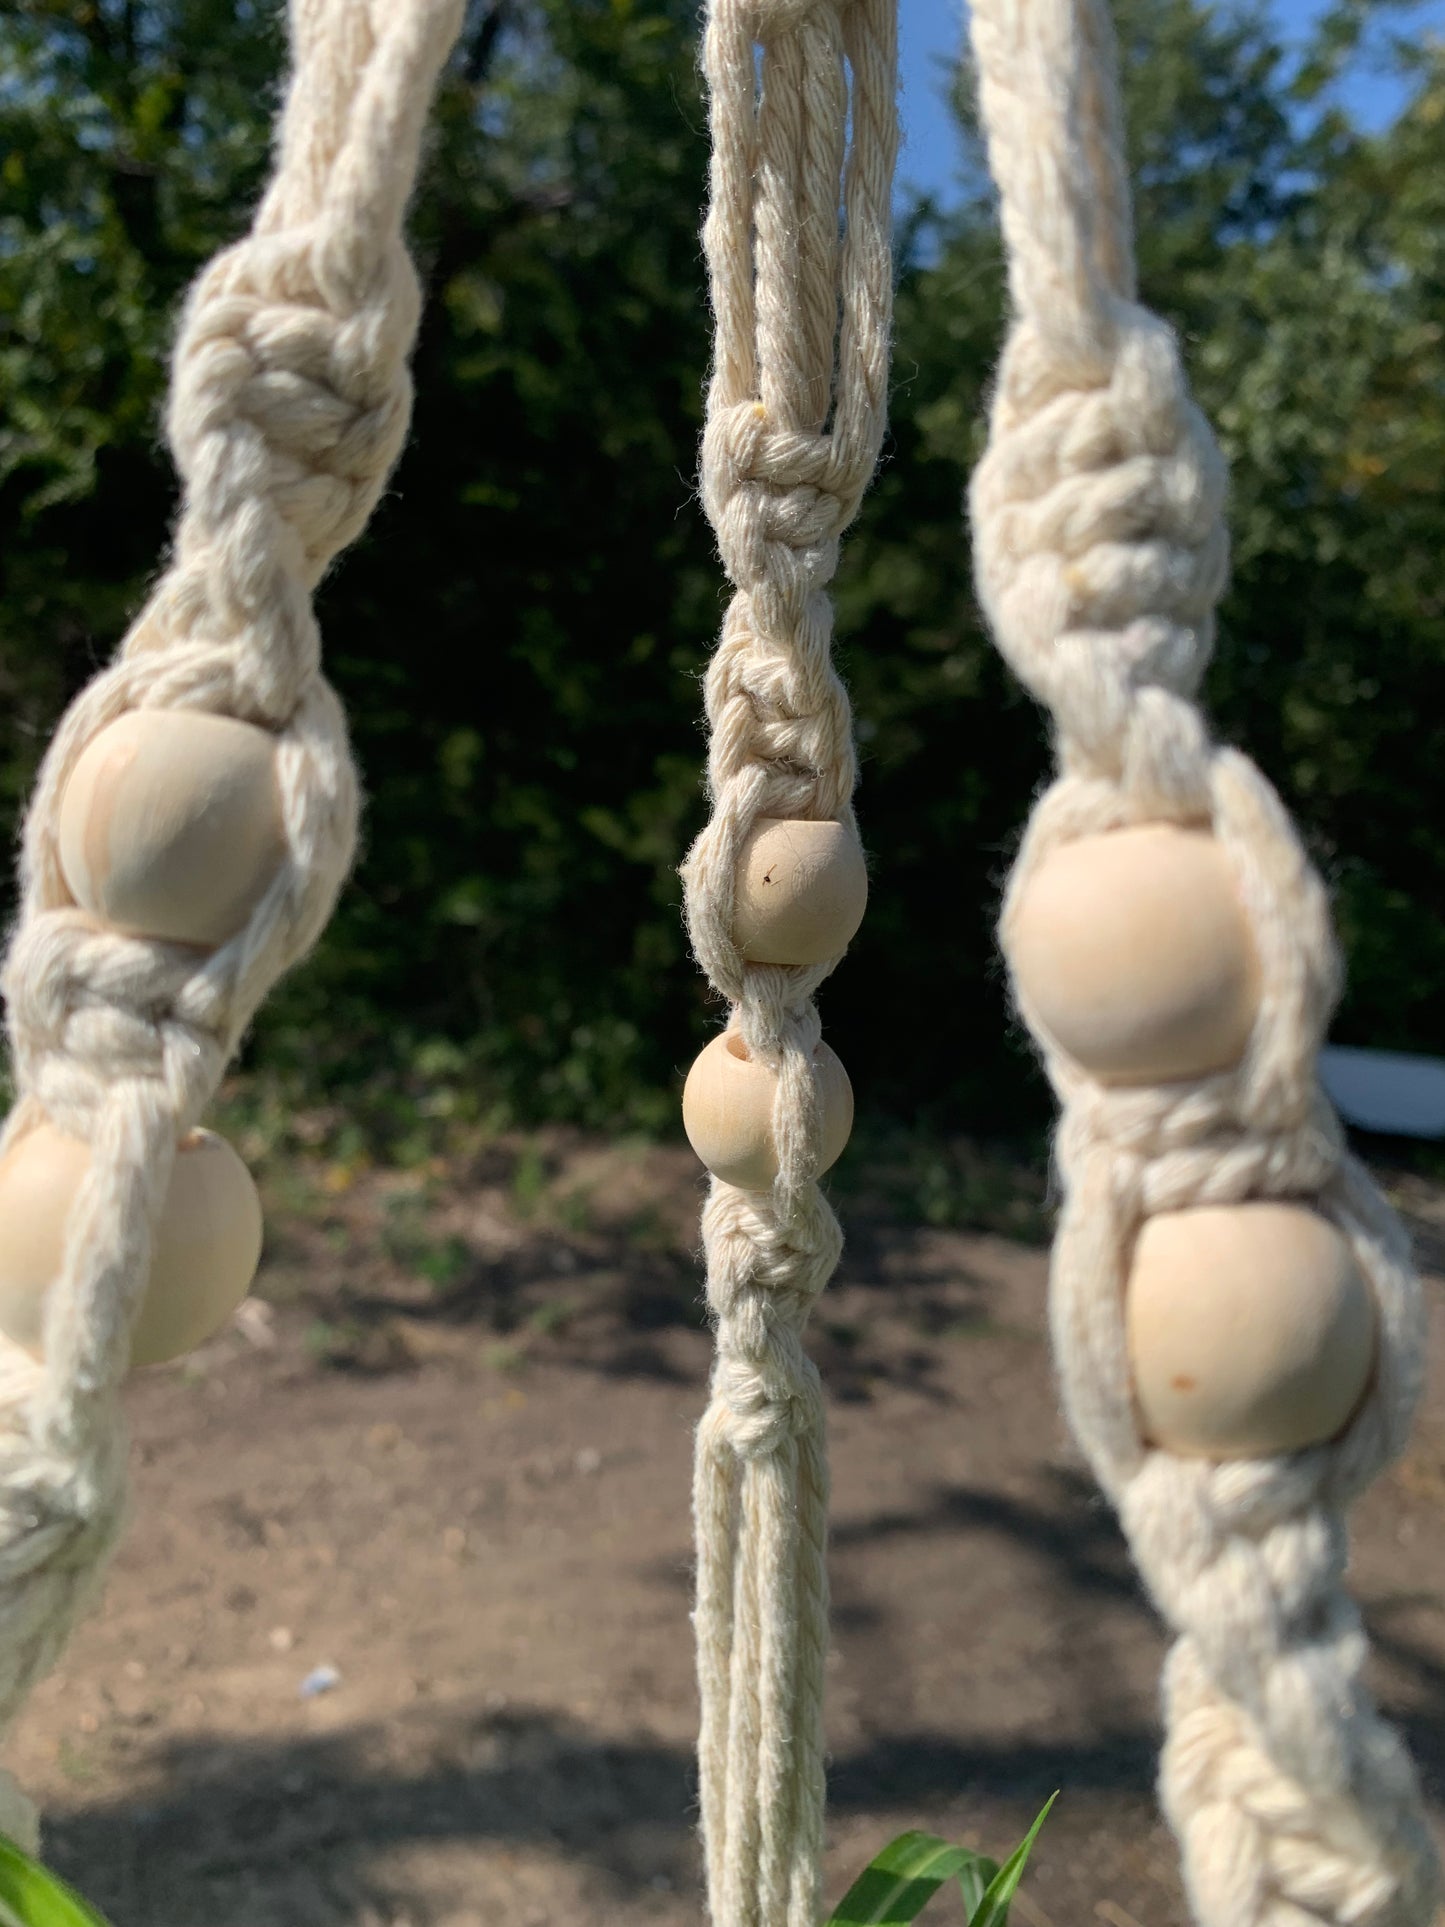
left=826, top=1829, right=992, bottom=1925
left=967, top=1794, right=1058, bottom=1927
left=957, top=1854, right=1001, bottom=1915
left=0, top=1835, right=112, bottom=1927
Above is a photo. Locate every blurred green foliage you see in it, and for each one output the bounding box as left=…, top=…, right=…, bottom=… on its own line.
left=0, top=1830, right=111, bottom=1926
left=1, top=0, right=1441, bottom=1138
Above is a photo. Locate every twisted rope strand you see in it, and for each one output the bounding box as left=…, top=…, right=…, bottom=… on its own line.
left=684, top=0, right=897, bottom=1918
left=966, top=2, right=1441, bottom=1922
left=0, top=0, right=463, bottom=1840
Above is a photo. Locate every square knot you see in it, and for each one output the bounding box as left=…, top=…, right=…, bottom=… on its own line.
left=971, top=307, right=1230, bottom=733
left=714, top=1350, right=824, bottom=1460
left=704, top=405, right=861, bottom=560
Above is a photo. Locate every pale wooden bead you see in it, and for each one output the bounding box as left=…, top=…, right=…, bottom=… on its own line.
left=1127, top=1202, right=1376, bottom=1459
left=0, top=1125, right=264, bottom=1368
left=59, top=709, right=286, bottom=947
left=682, top=1031, right=854, bottom=1190
left=733, top=818, right=868, bottom=966
left=1004, top=823, right=1261, bottom=1085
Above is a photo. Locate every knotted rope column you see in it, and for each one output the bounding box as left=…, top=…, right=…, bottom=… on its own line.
left=681, top=0, right=897, bottom=1919
left=967, top=1, right=1441, bottom=1923
left=0, top=0, right=462, bottom=1844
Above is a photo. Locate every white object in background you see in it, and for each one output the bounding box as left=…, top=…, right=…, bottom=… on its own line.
left=298, top=1664, right=341, bottom=1701
left=1320, top=1046, right=1445, bottom=1138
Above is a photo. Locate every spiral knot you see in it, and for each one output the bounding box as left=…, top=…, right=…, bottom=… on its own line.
left=170, top=255, right=416, bottom=585
left=713, top=1342, right=824, bottom=1461
left=1059, top=1081, right=1344, bottom=1215
left=1160, top=1637, right=1427, bottom=1927
left=3, top=915, right=228, bottom=1134
left=971, top=306, right=1229, bottom=796
left=704, top=621, right=852, bottom=802
left=704, top=1181, right=844, bottom=1311
left=1120, top=1452, right=1444, bottom=1927
left=706, top=1198, right=836, bottom=1461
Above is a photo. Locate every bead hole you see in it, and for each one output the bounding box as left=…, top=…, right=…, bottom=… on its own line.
left=723, top=1032, right=831, bottom=1067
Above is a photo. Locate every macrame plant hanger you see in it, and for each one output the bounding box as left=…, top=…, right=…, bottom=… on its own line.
left=680, top=0, right=898, bottom=1921
left=967, top=1, right=1442, bottom=1924
left=0, top=0, right=463, bottom=1847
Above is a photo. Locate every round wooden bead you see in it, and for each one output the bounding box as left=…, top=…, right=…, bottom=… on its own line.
left=1003, top=824, right=1261, bottom=1085
left=682, top=1031, right=854, bottom=1190
left=59, top=709, right=286, bottom=947
left=1127, top=1202, right=1376, bottom=1459
left=0, top=1125, right=264, bottom=1368
left=733, top=818, right=868, bottom=967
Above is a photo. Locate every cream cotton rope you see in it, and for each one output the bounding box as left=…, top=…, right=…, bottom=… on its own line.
left=0, top=0, right=462, bottom=1845
left=680, top=0, right=897, bottom=1920
left=967, top=1, right=1441, bottom=1924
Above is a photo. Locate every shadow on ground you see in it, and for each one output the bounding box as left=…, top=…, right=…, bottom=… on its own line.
left=48, top=1711, right=1158, bottom=1926
left=46, top=1463, right=1445, bottom=1927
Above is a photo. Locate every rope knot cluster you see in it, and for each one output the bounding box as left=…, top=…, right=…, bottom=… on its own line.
left=170, top=228, right=422, bottom=592
left=712, top=1350, right=825, bottom=1462
left=968, top=1, right=1440, bottom=1922
left=704, top=403, right=872, bottom=563
left=972, top=306, right=1229, bottom=809
left=687, top=0, right=897, bottom=1919
left=0, top=0, right=463, bottom=1810
left=3, top=917, right=228, bottom=1141
left=704, top=1176, right=840, bottom=1459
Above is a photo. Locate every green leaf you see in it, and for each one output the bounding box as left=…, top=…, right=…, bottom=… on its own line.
left=957, top=1857, right=1001, bottom=1914
left=826, top=1830, right=991, bottom=1926
left=967, top=1796, right=1057, bottom=1927
left=0, top=1835, right=113, bottom=1927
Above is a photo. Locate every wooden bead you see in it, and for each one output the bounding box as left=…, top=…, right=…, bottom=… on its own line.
left=1004, top=824, right=1260, bottom=1085
left=733, top=818, right=868, bottom=967
left=1127, top=1203, right=1375, bottom=1459
left=59, top=710, right=286, bottom=947
left=0, top=1125, right=264, bottom=1368
left=682, top=1031, right=854, bottom=1190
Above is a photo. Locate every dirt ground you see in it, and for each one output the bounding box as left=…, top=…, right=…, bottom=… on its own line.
left=10, top=1132, right=1445, bottom=1927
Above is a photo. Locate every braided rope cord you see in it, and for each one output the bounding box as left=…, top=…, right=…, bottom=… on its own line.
left=681, top=0, right=897, bottom=1918
left=0, top=0, right=463, bottom=1842
left=966, top=1, right=1441, bottom=1922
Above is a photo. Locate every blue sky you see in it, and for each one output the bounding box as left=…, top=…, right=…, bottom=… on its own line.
left=898, top=0, right=1445, bottom=203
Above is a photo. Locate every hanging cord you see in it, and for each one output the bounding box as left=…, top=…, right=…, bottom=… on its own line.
left=682, top=0, right=897, bottom=1919
left=0, top=0, right=463, bottom=1844
left=967, top=1, right=1441, bottom=1923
